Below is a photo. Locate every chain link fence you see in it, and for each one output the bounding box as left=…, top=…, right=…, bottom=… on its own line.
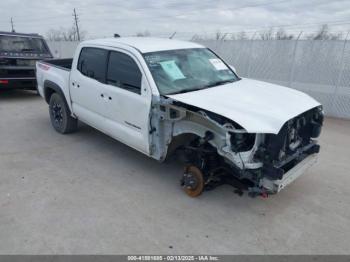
left=47, top=41, right=79, bottom=59
left=47, top=39, right=350, bottom=119
left=197, top=39, right=350, bottom=119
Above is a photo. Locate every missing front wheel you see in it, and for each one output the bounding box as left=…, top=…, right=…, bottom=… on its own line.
left=181, top=165, right=204, bottom=197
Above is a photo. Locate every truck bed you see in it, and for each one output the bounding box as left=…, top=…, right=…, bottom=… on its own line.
left=43, top=58, right=73, bottom=71
left=36, top=58, right=72, bottom=106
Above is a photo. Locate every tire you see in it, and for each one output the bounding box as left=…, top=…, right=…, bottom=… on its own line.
left=49, top=93, right=78, bottom=134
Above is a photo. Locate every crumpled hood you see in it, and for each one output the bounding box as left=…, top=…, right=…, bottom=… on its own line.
left=167, top=78, right=321, bottom=134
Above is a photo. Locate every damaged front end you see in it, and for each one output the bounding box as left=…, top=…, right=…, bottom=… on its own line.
left=248, top=107, right=323, bottom=196
left=149, top=96, right=323, bottom=197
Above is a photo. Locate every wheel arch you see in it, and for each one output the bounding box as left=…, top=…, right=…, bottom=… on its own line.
left=165, top=132, right=200, bottom=159
left=43, top=80, right=72, bottom=116
left=163, top=118, right=225, bottom=160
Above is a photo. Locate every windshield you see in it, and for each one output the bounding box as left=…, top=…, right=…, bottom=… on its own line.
left=0, top=35, right=50, bottom=53
left=143, top=48, right=239, bottom=95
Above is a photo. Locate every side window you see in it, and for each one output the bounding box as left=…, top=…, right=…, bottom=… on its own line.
left=77, top=47, right=108, bottom=82
left=107, top=51, right=142, bottom=94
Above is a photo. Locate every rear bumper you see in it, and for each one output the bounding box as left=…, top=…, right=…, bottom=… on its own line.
left=0, top=65, right=36, bottom=90
left=0, top=78, right=37, bottom=90
left=260, top=153, right=318, bottom=193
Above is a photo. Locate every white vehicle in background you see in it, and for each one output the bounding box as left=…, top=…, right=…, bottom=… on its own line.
left=36, top=37, right=323, bottom=197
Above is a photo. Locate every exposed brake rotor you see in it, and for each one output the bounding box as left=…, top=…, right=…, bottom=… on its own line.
left=181, top=165, right=204, bottom=197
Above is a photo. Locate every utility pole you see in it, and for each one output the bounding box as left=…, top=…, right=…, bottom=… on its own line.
left=10, top=17, right=15, bottom=32
left=73, top=8, right=81, bottom=41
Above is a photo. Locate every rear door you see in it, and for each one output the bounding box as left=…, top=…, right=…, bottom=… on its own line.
left=70, top=47, right=108, bottom=130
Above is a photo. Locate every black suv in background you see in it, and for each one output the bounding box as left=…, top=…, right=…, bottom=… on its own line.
left=0, top=31, right=53, bottom=91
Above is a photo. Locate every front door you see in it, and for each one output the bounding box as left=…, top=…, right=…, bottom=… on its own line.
left=100, top=50, right=152, bottom=154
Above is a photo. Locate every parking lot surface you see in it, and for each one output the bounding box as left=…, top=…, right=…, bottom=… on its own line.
left=1, top=90, right=350, bottom=254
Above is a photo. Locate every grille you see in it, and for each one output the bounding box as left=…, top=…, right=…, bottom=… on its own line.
left=264, top=107, right=322, bottom=162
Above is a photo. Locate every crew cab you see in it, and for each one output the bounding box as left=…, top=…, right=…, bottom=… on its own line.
left=36, top=37, right=323, bottom=197
left=0, top=31, right=52, bottom=90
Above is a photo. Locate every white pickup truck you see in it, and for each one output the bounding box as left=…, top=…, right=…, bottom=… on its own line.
left=36, top=37, right=323, bottom=197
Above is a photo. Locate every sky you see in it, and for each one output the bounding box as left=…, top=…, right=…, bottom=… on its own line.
left=0, top=0, right=350, bottom=39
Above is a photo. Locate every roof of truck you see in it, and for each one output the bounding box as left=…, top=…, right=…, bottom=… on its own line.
left=84, top=37, right=205, bottom=53
left=0, top=31, right=43, bottom=38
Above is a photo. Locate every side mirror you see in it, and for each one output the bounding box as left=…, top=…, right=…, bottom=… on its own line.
left=229, top=65, right=237, bottom=74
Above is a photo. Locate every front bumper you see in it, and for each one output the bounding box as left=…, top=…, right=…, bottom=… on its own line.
left=260, top=153, right=318, bottom=193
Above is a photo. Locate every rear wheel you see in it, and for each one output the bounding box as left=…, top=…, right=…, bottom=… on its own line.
left=49, top=93, right=77, bottom=134
left=181, top=165, right=205, bottom=197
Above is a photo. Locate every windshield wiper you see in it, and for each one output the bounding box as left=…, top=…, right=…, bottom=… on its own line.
left=168, top=87, right=203, bottom=95
left=205, top=79, right=235, bottom=88
left=167, top=79, right=235, bottom=95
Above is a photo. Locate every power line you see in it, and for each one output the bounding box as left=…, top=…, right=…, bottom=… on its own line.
left=169, top=31, right=177, bottom=39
